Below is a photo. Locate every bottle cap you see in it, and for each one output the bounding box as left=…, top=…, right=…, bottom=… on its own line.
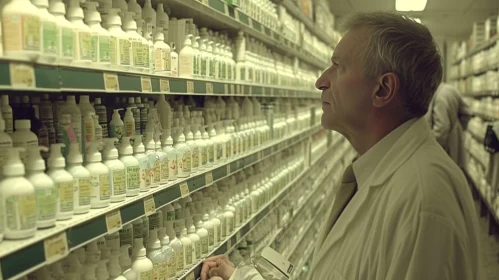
left=119, top=137, right=133, bottom=156
left=66, top=0, right=84, bottom=20
left=26, top=146, right=49, bottom=171
left=123, top=11, right=137, bottom=31
left=133, top=135, right=145, bottom=154
left=104, top=8, right=122, bottom=26
left=133, top=238, right=146, bottom=257
left=84, top=1, right=101, bottom=23
left=103, top=138, right=119, bottom=160
left=3, top=147, right=25, bottom=176
left=48, top=143, right=66, bottom=168
left=15, top=119, right=31, bottom=130
left=48, top=0, right=67, bottom=15
left=86, top=141, right=103, bottom=163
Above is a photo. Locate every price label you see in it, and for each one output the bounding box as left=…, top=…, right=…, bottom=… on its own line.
left=144, top=196, right=156, bottom=216
left=234, top=10, right=240, bottom=21
left=231, top=84, right=235, bottom=95
left=249, top=86, right=253, bottom=95
left=180, top=182, right=190, bottom=198
left=205, top=172, right=214, bottom=185
left=160, top=79, right=170, bottom=92
left=187, top=81, right=194, bottom=93
left=248, top=18, right=254, bottom=28
left=141, top=77, right=152, bottom=92
left=224, top=84, right=229, bottom=94
left=9, top=63, right=35, bottom=88
left=227, top=238, right=232, bottom=249
left=236, top=231, right=241, bottom=243
left=206, top=82, right=213, bottom=94
left=201, top=0, right=208, bottom=5
left=262, top=87, right=266, bottom=96
left=224, top=3, right=229, bottom=15
left=103, top=73, right=119, bottom=91
left=226, top=164, right=231, bottom=175
left=250, top=219, right=255, bottom=228
left=44, top=232, right=69, bottom=264
left=105, top=210, right=122, bottom=233
left=186, top=272, right=195, bottom=280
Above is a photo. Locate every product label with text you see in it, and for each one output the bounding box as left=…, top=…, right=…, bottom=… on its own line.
left=6, top=194, right=37, bottom=230
left=58, top=181, right=74, bottom=212
left=35, top=188, right=57, bottom=222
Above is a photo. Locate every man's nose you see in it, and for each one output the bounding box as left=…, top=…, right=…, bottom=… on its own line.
left=315, top=69, right=330, bottom=90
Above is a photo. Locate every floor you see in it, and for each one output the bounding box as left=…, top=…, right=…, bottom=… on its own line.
left=477, top=202, right=499, bottom=280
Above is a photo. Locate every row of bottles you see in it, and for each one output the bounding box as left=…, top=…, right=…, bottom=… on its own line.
left=21, top=146, right=305, bottom=279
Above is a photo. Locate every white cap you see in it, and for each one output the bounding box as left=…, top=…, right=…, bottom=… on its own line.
left=84, top=1, right=101, bottom=23
left=133, top=238, right=146, bottom=257
left=48, top=144, right=66, bottom=168
left=133, top=135, right=145, bottom=154
left=119, top=245, right=132, bottom=270
left=103, top=138, right=119, bottom=160
left=15, top=119, right=31, bottom=130
left=147, top=229, right=161, bottom=251
left=66, top=0, right=84, bottom=20
left=178, top=133, right=186, bottom=143
left=67, top=143, right=83, bottom=164
left=105, top=8, right=122, bottom=26
left=144, top=132, right=155, bottom=150
left=86, top=141, right=103, bottom=163
left=26, top=146, right=49, bottom=171
left=3, top=147, right=26, bottom=176
left=119, top=137, right=133, bottom=156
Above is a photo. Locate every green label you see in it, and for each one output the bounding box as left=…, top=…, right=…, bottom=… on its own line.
left=35, top=188, right=56, bottom=221
left=78, top=31, right=93, bottom=61
left=6, top=194, right=37, bottom=230
left=58, top=181, right=74, bottom=212
left=109, top=36, right=117, bottom=65
left=42, top=21, right=57, bottom=55
left=90, top=34, right=98, bottom=62
left=126, top=165, right=140, bottom=190
left=119, top=39, right=131, bottom=66
left=77, top=177, right=91, bottom=206
left=99, top=35, right=111, bottom=63
left=111, top=169, right=126, bottom=196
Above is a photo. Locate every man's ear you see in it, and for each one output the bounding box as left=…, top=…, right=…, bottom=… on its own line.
left=372, top=72, right=399, bottom=108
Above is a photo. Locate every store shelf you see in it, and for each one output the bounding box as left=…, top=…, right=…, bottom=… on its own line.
left=0, top=124, right=322, bottom=280
left=450, top=62, right=499, bottom=81
left=452, top=35, right=499, bottom=65
left=462, top=90, right=499, bottom=98
left=176, top=142, right=340, bottom=280
left=165, top=0, right=329, bottom=70
left=464, top=167, right=499, bottom=226
left=0, top=59, right=319, bottom=98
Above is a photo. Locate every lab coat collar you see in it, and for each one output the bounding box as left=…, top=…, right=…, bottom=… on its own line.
left=352, top=118, right=418, bottom=189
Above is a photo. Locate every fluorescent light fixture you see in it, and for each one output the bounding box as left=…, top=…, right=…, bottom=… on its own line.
left=395, top=0, right=428, bottom=11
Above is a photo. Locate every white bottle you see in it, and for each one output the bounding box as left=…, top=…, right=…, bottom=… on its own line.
left=153, top=27, right=171, bottom=75
left=47, top=143, right=74, bottom=220
left=104, top=8, right=130, bottom=70
left=170, top=42, right=179, bottom=77
left=154, top=134, right=168, bottom=183
left=147, top=229, right=168, bottom=280
left=144, top=131, right=159, bottom=186
left=0, top=111, right=12, bottom=179
left=165, top=219, right=184, bottom=276
left=195, top=220, right=209, bottom=257
left=132, top=135, right=149, bottom=192
left=11, top=119, right=38, bottom=163
left=123, top=11, right=144, bottom=72
left=109, top=109, right=124, bottom=143
left=0, top=147, right=35, bottom=239
left=1, top=0, right=41, bottom=61
left=103, top=138, right=126, bottom=202
left=25, top=146, right=56, bottom=228
left=192, top=35, right=202, bottom=78
left=84, top=1, right=111, bottom=66
left=159, top=228, right=174, bottom=280
left=223, top=198, right=235, bottom=235
left=1, top=96, right=13, bottom=134
left=85, top=142, right=111, bottom=208
left=174, top=129, right=191, bottom=178
left=32, top=0, right=59, bottom=63
left=142, top=0, right=155, bottom=29
left=203, top=127, right=214, bottom=166
left=179, top=34, right=194, bottom=78
left=48, top=0, right=74, bottom=65
left=179, top=227, right=193, bottom=268
left=66, top=0, right=93, bottom=64
left=119, top=245, right=132, bottom=272
left=209, top=125, right=221, bottom=164
left=131, top=238, right=154, bottom=279
left=66, top=143, right=91, bottom=214
left=187, top=224, right=201, bottom=262
left=119, top=137, right=140, bottom=197
left=185, top=125, right=198, bottom=174
left=202, top=213, right=215, bottom=250
left=162, top=134, right=177, bottom=181
left=124, top=107, right=135, bottom=138
left=60, top=96, right=82, bottom=151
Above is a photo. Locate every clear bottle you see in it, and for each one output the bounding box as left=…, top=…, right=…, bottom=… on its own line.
left=119, top=137, right=140, bottom=197
left=103, top=138, right=126, bottom=202
left=26, top=146, right=56, bottom=228
left=84, top=1, right=111, bottom=66
left=47, top=143, right=74, bottom=220
left=131, top=238, right=154, bottom=279
left=66, top=0, right=93, bottom=64
left=66, top=143, right=91, bottom=214
left=85, top=142, right=111, bottom=208
left=103, top=8, right=130, bottom=70
left=48, top=0, right=74, bottom=65
left=32, top=0, right=59, bottom=63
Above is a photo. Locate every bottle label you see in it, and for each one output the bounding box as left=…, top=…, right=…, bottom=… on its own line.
left=132, top=40, right=144, bottom=67
left=154, top=157, right=161, bottom=183
left=149, top=212, right=160, bottom=230
left=78, top=30, right=93, bottom=61
left=133, top=221, right=143, bottom=238
left=201, top=147, right=207, bottom=166
left=2, top=14, right=41, bottom=52
left=5, top=194, right=37, bottom=230
left=61, top=27, right=74, bottom=59
left=159, top=260, right=168, bottom=280
left=192, top=147, right=199, bottom=169
left=2, top=112, right=13, bottom=133
left=119, top=38, right=131, bottom=66
left=139, top=270, right=153, bottom=280
left=35, top=188, right=57, bottom=222
left=171, top=55, right=178, bottom=76
left=208, top=146, right=214, bottom=163
left=154, top=48, right=165, bottom=71
left=227, top=217, right=234, bottom=234
left=193, top=54, right=199, bottom=75
left=125, top=120, right=134, bottom=137
left=168, top=253, right=176, bottom=278
left=179, top=55, right=194, bottom=76
left=169, top=156, right=176, bottom=178
left=77, top=177, right=91, bottom=206
left=220, top=220, right=226, bottom=239
left=208, top=228, right=215, bottom=246
left=90, top=33, right=98, bottom=62
left=138, top=156, right=149, bottom=190
left=12, top=139, right=38, bottom=162
left=228, top=63, right=232, bottom=80
left=42, top=21, right=58, bottom=55
left=176, top=249, right=184, bottom=272
left=194, top=240, right=201, bottom=259
left=57, top=181, right=74, bottom=212
left=167, top=210, right=175, bottom=221
left=201, top=235, right=208, bottom=254
left=126, top=165, right=140, bottom=190
left=184, top=244, right=193, bottom=265
left=161, top=157, right=168, bottom=181
left=153, top=262, right=161, bottom=280
left=119, top=226, right=133, bottom=247
left=111, top=169, right=126, bottom=196
left=97, top=173, right=110, bottom=200
left=226, top=141, right=232, bottom=158
left=217, top=224, right=221, bottom=243
left=182, top=150, right=191, bottom=173
left=109, top=36, right=118, bottom=65
left=99, top=35, right=111, bottom=63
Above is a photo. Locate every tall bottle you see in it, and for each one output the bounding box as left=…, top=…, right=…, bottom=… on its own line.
left=26, top=146, right=56, bottom=228
left=103, top=8, right=131, bottom=70
left=178, top=34, right=194, bottom=78
left=47, top=143, right=74, bottom=220
left=185, top=125, right=198, bottom=173
left=48, top=0, right=74, bottom=64
left=59, top=96, right=82, bottom=152
left=102, top=138, right=126, bottom=202
left=11, top=120, right=38, bottom=163
left=0, top=110, right=12, bottom=179
left=32, top=0, right=59, bottom=63
left=66, top=0, right=93, bottom=64
left=84, top=1, right=111, bottom=66
left=85, top=142, right=111, bottom=208
left=119, top=137, right=140, bottom=197
left=131, top=238, right=154, bottom=279
left=187, top=224, right=201, bottom=262
left=66, top=143, right=91, bottom=214
left=133, top=135, right=149, bottom=192
left=124, top=107, right=135, bottom=137
left=1, top=96, right=13, bottom=134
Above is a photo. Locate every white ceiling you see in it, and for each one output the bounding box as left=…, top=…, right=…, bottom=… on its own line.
left=328, top=0, right=499, bottom=39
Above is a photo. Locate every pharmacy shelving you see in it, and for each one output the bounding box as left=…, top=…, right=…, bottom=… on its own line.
left=452, top=35, right=499, bottom=66
left=165, top=0, right=329, bottom=70
left=176, top=136, right=346, bottom=280
left=0, top=59, right=319, bottom=99
left=0, top=122, right=322, bottom=280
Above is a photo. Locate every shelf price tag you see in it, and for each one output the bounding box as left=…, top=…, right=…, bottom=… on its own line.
left=227, top=238, right=232, bottom=249
left=201, top=0, right=208, bottom=5
left=186, top=272, right=195, bottom=280
left=180, top=182, right=190, bottom=198
left=206, top=82, right=213, bottom=94
left=249, top=86, right=253, bottom=95
left=234, top=9, right=240, bottom=21
left=10, top=63, right=35, bottom=88
left=248, top=17, right=254, bottom=28
left=105, top=210, right=122, bottom=233
left=103, top=73, right=119, bottom=91
left=231, top=84, right=235, bottom=95
left=224, top=84, right=229, bottom=94
left=236, top=231, right=241, bottom=243
left=144, top=196, right=156, bottom=216
left=160, top=79, right=170, bottom=92
left=187, top=81, right=194, bottom=93
left=44, top=232, right=69, bottom=264
left=226, top=164, right=231, bottom=175
left=141, top=77, right=152, bottom=92
left=205, top=172, right=214, bottom=185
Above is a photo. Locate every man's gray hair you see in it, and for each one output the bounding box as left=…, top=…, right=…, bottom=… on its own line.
left=341, top=12, right=443, bottom=117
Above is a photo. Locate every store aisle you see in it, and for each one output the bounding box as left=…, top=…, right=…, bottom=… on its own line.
left=477, top=203, right=499, bottom=280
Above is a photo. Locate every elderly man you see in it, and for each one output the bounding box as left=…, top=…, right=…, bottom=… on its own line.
left=202, top=12, right=482, bottom=280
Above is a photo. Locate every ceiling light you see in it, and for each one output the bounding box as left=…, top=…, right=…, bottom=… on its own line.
left=413, top=18, right=422, bottom=23
left=395, top=0, right=428, bottom=11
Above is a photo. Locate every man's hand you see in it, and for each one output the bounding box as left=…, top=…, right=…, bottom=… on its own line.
left=201, top=255, right=235, bottom=280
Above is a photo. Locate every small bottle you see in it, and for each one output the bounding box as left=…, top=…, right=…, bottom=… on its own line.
left=124, top=107, right=135, bottom=138
left=93, top=115, right=103, bottom=140
left=131, top=238, right=154, bottom=279
left=11, top=119, right=39, bottom=163
left=0, top=147, right=37, bottom=239
left=133, top=135, right=149, bottom=192
left=119, top=137, right=140, bottom=197
left=187, top=224, right=201, bottom=262
left=162, top=134, right=177, bottom=181
left=170, top=42, right=179, bottom=77
left=47, top=143, right=74, bottom=220
left=109, top=109, right=124, bottom=145
left=102, top=138, right=126, bottom=202
left=147, top=229, right=168, bottom=279
left=174, top=129, right=191, bottom=178
left=85, top=142, right=111, bottom=208
left=67, top=143, right=92, bottom=214
left=195, top=220, right=209, bottom=257
left=26, top=146, right=56, bottom=228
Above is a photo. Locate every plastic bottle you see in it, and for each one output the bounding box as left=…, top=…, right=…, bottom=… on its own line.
left=122, top=11, right=144, bottom=72
left=66, top=0, right=93, bottom=64
left=170, top=42, right=179, bottom=77
left=47, top=143, right=74, bottom=220
left=209, top=125, right=221, bottom=164
left=124, top=107, right=135, bottom=137
left=103, top=138, right=126, bottom=202
left=11, top=119, right=39, bottom=163
left=131, top=238, right=154, bottom=279
left=108, top=252, right=122, bottom=279
left=119, top=245, right=132, bottom=272
left=185, top=125, right=199, bottom=173
left=201, top=213, right=215, bottom=250
left=127, top=98, right=140, bottom=135
left=103, top=8, right=130, bottom=70
left=153, top=27, right=170, bottom=75
left=144, top=131, right=159, bottom=186
left=25, top=146, right=56, bottom=228
left=195, top=220, right=209, bottom=257
left=119, top=137, right=140, bottom=197
left=109, top=109, right=124, bottom=144
left=60, top=96, right=82, bottom=151
left=154, top=134, right=168, bottom=183
left=65, top=143, right=92, bottom=215
left=179, top=34, right=194, bottom=78
left=33, top=0, right=59, bottom=63
left=142, top=20, right=155, bottom=74
left=187, top=224, right=201, bottom=262
left=85, top=142, right=111, bottom=208
left=133, top=135, right=149, bottom=192
left=0, top=110, right=12, bottom=180
left=174, top=129, right=191, bottom=178
left=1, top=0, right=41, bottom=61
left=48, top=0, right=74, bottom=64
left=147, top=229, right=167, bottom=279
left=92, top=98, right=107, bottom=137
left=1, top=96, right=13, bottom=134
left=161, top=134, right=176, bottom=182
left=84, top=1, right=111, bottom=66
left=126, top=0, right=141, bottom=22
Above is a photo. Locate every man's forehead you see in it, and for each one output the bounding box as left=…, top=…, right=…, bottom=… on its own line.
left=334, top=28, right=371, bottom=61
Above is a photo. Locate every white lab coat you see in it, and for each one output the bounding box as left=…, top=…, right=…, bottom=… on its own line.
left=310, top=118, right=482, bottom=280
